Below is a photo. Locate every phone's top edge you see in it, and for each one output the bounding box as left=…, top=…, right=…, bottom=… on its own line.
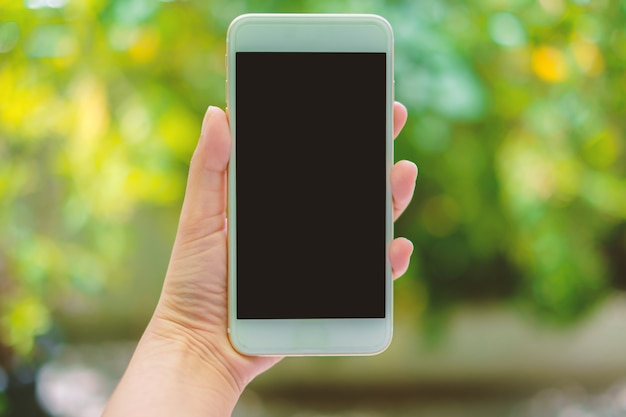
left=227, top=13, right=392, bottom=38
left=230, top=12, right=389, bottom=20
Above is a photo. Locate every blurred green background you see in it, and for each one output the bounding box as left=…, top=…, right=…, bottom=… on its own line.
left=1, top=0, right=625, bottom=416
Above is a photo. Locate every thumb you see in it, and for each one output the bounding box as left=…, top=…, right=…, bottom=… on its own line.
left=176, top=106, right=231, bottom=241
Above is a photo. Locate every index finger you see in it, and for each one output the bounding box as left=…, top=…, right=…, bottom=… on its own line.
left=393, top=101, right=408, bottom=139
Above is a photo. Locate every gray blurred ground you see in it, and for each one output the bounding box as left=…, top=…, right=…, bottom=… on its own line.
left=35, top=294, right=626, bottom=417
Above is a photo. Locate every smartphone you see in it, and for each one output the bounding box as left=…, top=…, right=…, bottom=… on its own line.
left=226, top=13, right=394, bottom=356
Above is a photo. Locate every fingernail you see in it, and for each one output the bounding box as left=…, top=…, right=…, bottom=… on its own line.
left=201, top=106, right=216, bottom=137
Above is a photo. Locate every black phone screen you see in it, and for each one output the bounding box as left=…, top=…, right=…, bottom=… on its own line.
left=235, top=52, right=387, bottom=319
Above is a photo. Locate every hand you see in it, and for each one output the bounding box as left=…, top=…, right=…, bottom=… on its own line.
left=102, top=102, right=418, bottom=417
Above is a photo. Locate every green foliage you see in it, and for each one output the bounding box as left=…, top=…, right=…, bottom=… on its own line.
left=391, top=0, right=626, bottom=323
left=0, top=0, right=624, bottom=364
left=0, top=393, right=7, bottom=417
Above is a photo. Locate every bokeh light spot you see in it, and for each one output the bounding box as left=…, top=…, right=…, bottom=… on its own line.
left=0, top=21, right=20, bottom=53
left=3, top=297, right=51, bottom=356
left=571, top=38, right=604, bottom=76
left=25, top=24, right=77, bottom=59
left=531, top=45, right=568, bottom=82
left=128, top=28, right=160, bottom=63
left=25, top=0, right=68, bottom=9
left=539, top=0, right=566, bottom=16
left=433, top=66, right=486, bottom=120
left=37, top=364, right=108, bottom=417
left=488, top=12, right=527, bottom=47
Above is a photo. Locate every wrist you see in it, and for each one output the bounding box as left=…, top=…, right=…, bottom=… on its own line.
left=103, top=316, right=243, bottom=417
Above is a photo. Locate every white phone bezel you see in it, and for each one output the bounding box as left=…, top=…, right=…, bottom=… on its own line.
left=226, top=13, right=395, bottom=356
